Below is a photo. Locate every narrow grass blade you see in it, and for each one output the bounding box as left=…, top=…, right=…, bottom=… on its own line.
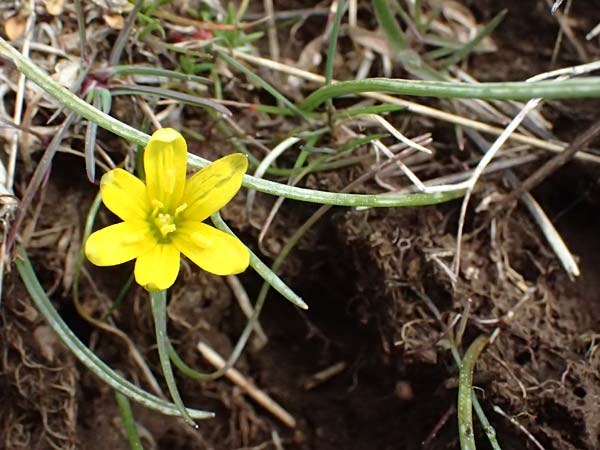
left=15, top=247, right=213, bottom=420
left=325, top=0, right=346, bottom=86
left=109, top=0, right=144, bottom=66
left=215, top=49, right=308, bottom=120
left=115, top=392, right=145, bottom=450
left=441, top=9, right=507, bottom=68
left=109, top=84, right=231, bottom=116
left=106, top=65, right=212, bottom=85
left=373, top=0, right=407, bottom=50
left=300, top=77, right=600, bottom=110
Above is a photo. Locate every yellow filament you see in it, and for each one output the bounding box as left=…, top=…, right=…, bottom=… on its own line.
left=174, top=203, right=188, bottom=217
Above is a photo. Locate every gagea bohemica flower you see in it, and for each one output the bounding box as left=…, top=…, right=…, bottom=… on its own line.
left=85, top=128, right=250, bottom=291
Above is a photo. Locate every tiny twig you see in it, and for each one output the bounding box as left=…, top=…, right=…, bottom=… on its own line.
left=197, top=341, right=296, bottom=428
left=226, top=275, right=268, bottom=348
left=303, top=361, right=347, bottom=390
left=423, top=405, right=456, bottom=449
left=493, top=405, right=546, bottom=450
left=507, top=117, right=600, bottom=202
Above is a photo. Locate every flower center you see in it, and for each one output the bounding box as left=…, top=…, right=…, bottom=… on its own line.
left=154, top=212, right=176, bottom=237
left=150, top=200, right=188, bottom=239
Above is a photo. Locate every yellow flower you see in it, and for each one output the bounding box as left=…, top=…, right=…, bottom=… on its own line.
left=85, top=128, right=250, bottom=291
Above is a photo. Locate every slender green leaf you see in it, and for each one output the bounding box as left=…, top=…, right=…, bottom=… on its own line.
left=115, top=392, right=145, bottom=450
left=109, top=84, right=231, bottom=116
left=301, top=77, right=600, bottom=110
left=441, top=10, right=507, bottom=68
left=15, top=247, right=213, bottom=420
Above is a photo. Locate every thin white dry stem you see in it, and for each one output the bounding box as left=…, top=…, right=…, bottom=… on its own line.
left=390, top=151, right=539, bottom=195
left=364, top=114, right=432, bottom=154
left=271, top=431, right=285, bottom=450
left=28, top=42, right=68, bottom=57
left=7, top=0, right=36, bottom=192
left=348, top=0, right=357, bottom=27
left=222, top=114, right=272, bottom=155
left=356, top=48, right=375, bottom=80
left=453, top=98, right=542, bottom=278
left=504, top=171, right=580, bottom=278
left=226, top=275, right=268, bottom=349
left=218, top=46, right=600, bottom=162
left=56, top=145, right=111, bottom=172
left=246, top=136, right=301, bottom=223
left=493, top=405, right=547, bottom=450
left=476, top=288, right=535, bottom=326
left=263, top=0, right=280, bottom=62
left=551, top=0, right=566, bottom=13
left=135, top=96, right=163, bottom=130
left=527, top=60, right=600, bottom=81
left=428, top=252, right=458, bottom=285
left=197, top=341, right=297, bottom=428
left=303, top=361, right=347, bottom=390
left=372, top=140, right=427, bottom=191
left=258, top=195, right=285, bottom=255
left=586, top=22, right=600, bottom=40
left=547, top=0, right=587, bottom=64
left=463, top=60, right=587, bottom=278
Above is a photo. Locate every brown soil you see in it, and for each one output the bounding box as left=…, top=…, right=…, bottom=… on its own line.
left=2, top=1, right=600, bottom=450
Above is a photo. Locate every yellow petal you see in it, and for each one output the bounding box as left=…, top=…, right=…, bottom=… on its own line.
left=180, top=153, right=247, bottom=221
left=144, top=128, right=187, bottom=210
left=134, top=243, right=180, bottom=291
left=85, top=221, right=156, bottom=266
left=173, top=222, right=249, bottom=276
left=100, top=169, right=149, bottom=221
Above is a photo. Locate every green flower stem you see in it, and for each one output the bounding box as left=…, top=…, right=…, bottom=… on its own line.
left=115, top=392, right=145, bottom=450
left=149, top=290, right=196, bottom=428
left=373, top=0, right=407, bottom=51
left=14, top=246, right=213, bottom=420
left=194, top=150, right=466, bottom=206
left=458, top=335, right=489, bottom=450
left=0, top=36, right=464, bottom=208
left=300, top=77, right=600, bottom=110
left=324, top=0, right=345, bottom=86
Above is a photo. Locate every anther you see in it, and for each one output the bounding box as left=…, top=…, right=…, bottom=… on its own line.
left=174, top=203, right=188, bottom=217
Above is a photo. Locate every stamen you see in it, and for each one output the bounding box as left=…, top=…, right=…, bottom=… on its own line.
left=154, top=213, right=177, bottom=237
left=160, top=224, right=176, bottom=236
left=174, top=203, right=188, bottom=217
left=151, top=199, right=164, bottom=216
left=151, top=199, right=164, bottom=209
